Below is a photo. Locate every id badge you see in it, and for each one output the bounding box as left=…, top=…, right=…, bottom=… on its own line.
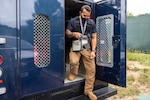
left=81, top=35, right=88, bottom=46
left=72, top=40, right=82, bottom=51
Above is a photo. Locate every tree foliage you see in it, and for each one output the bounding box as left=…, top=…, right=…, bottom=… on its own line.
left=127, top=11, right=134, bottom=17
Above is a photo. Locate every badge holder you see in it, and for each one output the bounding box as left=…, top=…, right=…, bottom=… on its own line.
left=72, top=16, right=89, bottom=51
left=82, top=35, right=90, bottom=49
left=72, top=39, right=82, bottom=51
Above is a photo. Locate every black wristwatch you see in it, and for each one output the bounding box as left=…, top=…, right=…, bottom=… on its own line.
left=92, top=50, right=96, bottom=53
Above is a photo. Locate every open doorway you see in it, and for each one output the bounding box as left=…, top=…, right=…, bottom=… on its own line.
left=64, top=0, right=92, bottom=83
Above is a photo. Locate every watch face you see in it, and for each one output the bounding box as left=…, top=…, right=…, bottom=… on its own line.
left=92, top=50, right=96, bottom=53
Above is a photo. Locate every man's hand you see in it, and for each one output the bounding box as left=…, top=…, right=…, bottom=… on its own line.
left=90, top=51, right=96, bottom=59
left=72, top=32, right=82, bottom=39
left=66, top=29, right=81, bottom=39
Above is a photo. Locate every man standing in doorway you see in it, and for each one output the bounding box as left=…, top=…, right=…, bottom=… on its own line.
left=66, top=5, right=97, bottom=100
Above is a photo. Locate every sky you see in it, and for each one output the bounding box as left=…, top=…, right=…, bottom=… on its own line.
left=94, top=0, right=150, bottom=16
left=127, top=0, right=150, bottom=16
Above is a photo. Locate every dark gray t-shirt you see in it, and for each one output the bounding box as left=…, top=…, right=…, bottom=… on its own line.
left=67, top=16, right=96, bottom=35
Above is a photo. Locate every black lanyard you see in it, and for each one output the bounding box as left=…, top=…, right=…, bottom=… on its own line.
left=79, top=16, right=87, bottom=35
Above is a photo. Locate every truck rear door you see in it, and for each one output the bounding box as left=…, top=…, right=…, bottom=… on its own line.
left=94, top=0, right=126, bottom=87
left=19, top=0, right=64, bottom=97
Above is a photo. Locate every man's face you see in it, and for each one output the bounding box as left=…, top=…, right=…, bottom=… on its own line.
left=80, top=9, right=91, bottom=19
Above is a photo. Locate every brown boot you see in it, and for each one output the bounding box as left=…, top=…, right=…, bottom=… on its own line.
left=68, top=73, right=76, bottom=81
left=84, top=92, right=97, bottom=100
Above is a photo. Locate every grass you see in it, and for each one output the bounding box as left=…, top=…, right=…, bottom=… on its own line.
left=110, top=74, right=141, bottom=99
left=109, top=51, right=150, bottom=99
left=127, top=51, right=150, bottom=66
left=138, top=69, right=150, bottom=86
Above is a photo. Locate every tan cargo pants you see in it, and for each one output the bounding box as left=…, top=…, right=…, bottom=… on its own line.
left=69, top=48, right=96, bottom=93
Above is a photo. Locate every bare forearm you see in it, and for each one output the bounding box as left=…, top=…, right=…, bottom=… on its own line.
left=66, top=29, right=74, bottom=38
left=66, top=29, right=81, bottom=39
left=91, top=33, right=97, bottom=51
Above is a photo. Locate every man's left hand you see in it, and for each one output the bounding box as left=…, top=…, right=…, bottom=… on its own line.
left=90, top=51, right=96, bottom=59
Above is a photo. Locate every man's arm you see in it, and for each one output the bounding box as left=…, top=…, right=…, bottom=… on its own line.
left=66, top=29, right=74, bottom=38
left=66, top=29, right=82, bottom=39
left=91, top=33, right=97, bottom=52
left=90, top=32, right=97, bottom=59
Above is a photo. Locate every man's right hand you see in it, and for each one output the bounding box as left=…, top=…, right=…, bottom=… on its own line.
left=72, top=32, right=82, bottom=39
left=66, top=29, right=81, bottom=39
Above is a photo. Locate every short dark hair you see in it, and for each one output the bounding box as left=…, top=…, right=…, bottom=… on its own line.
left=80, top=5, right=91, bottom=12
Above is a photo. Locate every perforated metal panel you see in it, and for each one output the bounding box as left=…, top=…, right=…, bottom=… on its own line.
left=34, top=14, right=50, bottom=68
left=96, top=14, right=114, bottom=67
